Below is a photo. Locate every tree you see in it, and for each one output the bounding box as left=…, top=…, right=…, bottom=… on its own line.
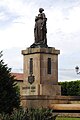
left=0, top=51, right=20, bottom=113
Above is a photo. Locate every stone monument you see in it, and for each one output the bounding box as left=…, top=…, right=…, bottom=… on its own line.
left=21, top=8, right=61, bottom=108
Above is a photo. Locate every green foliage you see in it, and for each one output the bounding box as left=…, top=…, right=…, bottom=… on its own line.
left=59, top=80, right=80, bottom=96
left=25, top=108, right=57, bottom=120
left=0, top=113, right=10, bottom=120
left=0, top=108, right=57, bottom=120
left=56, top=117, right=80, bottom=120
left=0, top=51, right=20, bottom=114
left=10, top=108, right=29, bottom=120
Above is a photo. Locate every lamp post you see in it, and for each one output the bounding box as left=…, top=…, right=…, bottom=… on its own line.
left=75, top=66, right=80, bottom=74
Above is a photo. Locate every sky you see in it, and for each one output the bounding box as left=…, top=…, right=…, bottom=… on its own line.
left=0, top=0, right=80, bottom=81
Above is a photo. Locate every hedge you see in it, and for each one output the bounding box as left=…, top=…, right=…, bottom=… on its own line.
left=59, top=80, right=80, bottom=96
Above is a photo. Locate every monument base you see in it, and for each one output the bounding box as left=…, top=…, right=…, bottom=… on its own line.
left=21, top=95, right=80, bottom=111
left=21, top=47, right=60, bottom=95
left=21, top=47, right=61, bottom=108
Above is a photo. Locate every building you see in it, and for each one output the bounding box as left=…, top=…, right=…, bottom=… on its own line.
left=11, top=73, right=24, bottom=88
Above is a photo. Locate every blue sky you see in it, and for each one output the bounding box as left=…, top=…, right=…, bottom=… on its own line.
left=0, top=0, right=80, bottom=81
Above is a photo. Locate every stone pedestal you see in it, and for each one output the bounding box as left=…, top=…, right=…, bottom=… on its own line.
left=21, top=47, right=61, bottom=97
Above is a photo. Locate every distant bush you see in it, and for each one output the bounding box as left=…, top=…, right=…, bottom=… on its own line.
left=0, top=108, right=57, bottom=120
left=59, top=80, right=80, bottom=96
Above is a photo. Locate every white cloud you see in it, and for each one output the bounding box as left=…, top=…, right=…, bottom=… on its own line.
left=1, top=0, right=36, bottom=17
left=0, top=12, right=6, bottom=20
left=47, top=4, right=80, bottom=35
left=0, top=0, right=38, bottom=49
left=3, top=47, right=23, bottom=73
left=0, top=22, right=34, bottom=50
left=0, top=1, right=80, bottom=51
left=61, top=6, right=80, bottom=33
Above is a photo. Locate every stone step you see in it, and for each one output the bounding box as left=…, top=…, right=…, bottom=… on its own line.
left=50, top=104, right=80, bottom=110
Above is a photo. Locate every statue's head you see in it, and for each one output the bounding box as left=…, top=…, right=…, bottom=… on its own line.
left=39, top=8, right=44, bottom=13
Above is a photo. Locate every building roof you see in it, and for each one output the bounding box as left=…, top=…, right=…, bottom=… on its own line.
left=11, top=73, right=24, bottom=82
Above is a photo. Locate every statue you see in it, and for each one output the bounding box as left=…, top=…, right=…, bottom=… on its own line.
left=30, top=8, right=48, bottom=48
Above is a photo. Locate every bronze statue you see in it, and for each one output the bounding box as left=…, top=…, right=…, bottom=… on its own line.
left=30, top=8, right=48, bottom=48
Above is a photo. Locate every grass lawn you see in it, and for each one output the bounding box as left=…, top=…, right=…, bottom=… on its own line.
left=56, top=117, right=80, bottom=120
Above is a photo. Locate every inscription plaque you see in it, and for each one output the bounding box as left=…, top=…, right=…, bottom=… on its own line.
left=22, top=87, right=30, bottom=89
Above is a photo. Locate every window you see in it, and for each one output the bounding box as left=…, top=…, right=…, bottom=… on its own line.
left=47, top=58, right=51, bottom=74
left=29, top=58, right=33, bottom=74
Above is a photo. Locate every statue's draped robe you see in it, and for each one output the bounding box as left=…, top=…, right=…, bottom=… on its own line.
left=34, top=13, right=47, bottom=44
